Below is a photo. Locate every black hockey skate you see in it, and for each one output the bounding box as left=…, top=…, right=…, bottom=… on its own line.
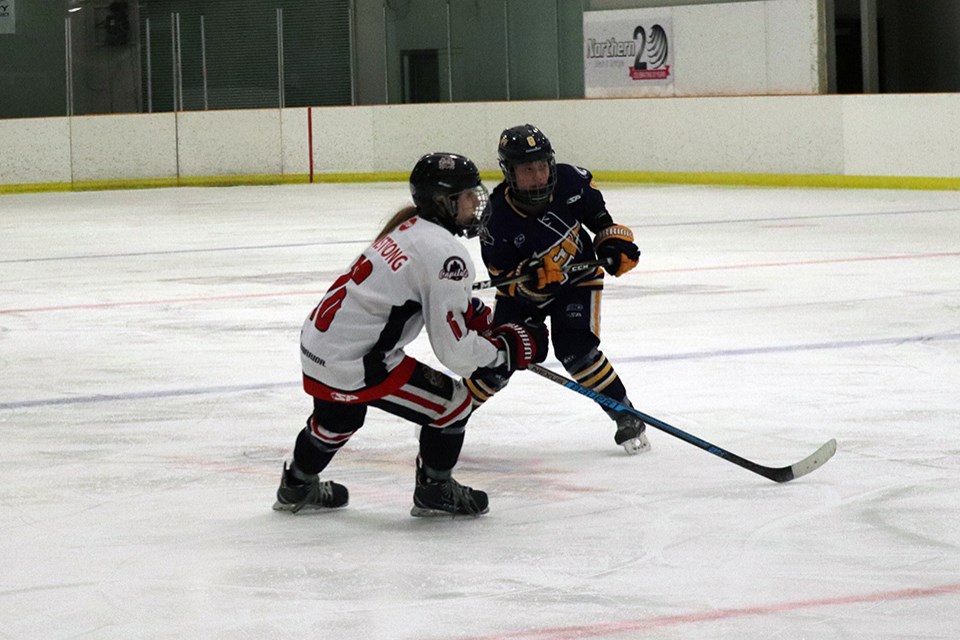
left=273, top=462, right=348, bottom=513
left=411, top=463, right=488, bottom=518
left=614, top=412, right=651, bottom=455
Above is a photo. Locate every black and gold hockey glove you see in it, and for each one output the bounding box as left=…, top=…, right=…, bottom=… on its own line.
left=594, top=224, right=640, bottom=277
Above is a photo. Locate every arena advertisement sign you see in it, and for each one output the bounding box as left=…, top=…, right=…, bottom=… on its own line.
left=583, top=9, right=674, bottom=97
left=0, top=0, right=15, bottom=34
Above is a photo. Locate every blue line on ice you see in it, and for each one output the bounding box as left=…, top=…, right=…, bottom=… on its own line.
left=3, top=332, right=957, bottom=411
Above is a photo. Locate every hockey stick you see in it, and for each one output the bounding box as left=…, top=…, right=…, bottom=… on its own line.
left=527, top=363, right=837, bottom=483
left=472, top=257, right=613, bottom=291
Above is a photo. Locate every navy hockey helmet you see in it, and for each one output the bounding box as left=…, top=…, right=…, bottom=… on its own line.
left=497, top=124, right=557, bottom=206
left=409, top=152, right=489, bottom=237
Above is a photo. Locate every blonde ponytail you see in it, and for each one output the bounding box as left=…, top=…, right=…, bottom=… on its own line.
left=376, top=205, right=418, bottom=241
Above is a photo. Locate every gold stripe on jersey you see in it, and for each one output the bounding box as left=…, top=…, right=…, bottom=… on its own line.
left=504, top=191, right=529, bottom=217
left=580, top=277, right=605, bottom=285
left=576, top=272, right=605, bottom=288
left=591, top=289, right=602, bottom=336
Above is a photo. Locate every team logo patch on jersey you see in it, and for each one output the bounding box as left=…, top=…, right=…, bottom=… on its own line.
left=440, top=256, right=469, bottom=281
left=538, top=212, right=584, bottom=252
left=565, top=303, right=584, bottom=319
left=398, top=218, right=418, bottom=231
left=421, top=365, right=445, bottom=389
left=479, top=226, right=494, bottom=246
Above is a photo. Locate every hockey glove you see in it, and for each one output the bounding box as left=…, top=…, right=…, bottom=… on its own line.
left=490, top=320, right=549, bottom=371
left=594, top=224, right=640, bottom=277
left=520, top=257, right=565, bottom=290
left=514, top=256, right=565, bottom=300
left=464, top=297, right=492, bottom=334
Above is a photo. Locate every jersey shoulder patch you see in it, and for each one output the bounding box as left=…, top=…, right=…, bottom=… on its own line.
left=558, top=163, right=592, bottom=182
left=439, top=255, right=470, bottom=281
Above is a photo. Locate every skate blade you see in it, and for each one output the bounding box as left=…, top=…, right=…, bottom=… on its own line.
left=410, top=504, right=489, bottom=518
left=272, top=500, right=348, bottom=513
left=622, top=435, right=652, bottom=455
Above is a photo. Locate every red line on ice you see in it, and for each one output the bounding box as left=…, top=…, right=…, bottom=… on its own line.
left=637, top=250, right=960, bottom=274
left=3, top=251, right=958, bottom=315
left=452, top=582, right=960, bottom=640
left=0, top=290, right=328, bottom=314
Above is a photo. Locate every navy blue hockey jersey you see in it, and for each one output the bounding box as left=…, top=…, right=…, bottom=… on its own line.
left=481, top=163, right=614, bottom=300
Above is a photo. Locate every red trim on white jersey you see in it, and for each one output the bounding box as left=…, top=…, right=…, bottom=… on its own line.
left=303, top=356, right=418, bottom=403
left=300, top=216, right=501, bottom=390
left=430, top=393, right=472, bottom=427
left=394, top=387, right=444, bottom=414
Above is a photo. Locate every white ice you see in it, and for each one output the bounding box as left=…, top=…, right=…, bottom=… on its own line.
left=1, top=182, right=959, bottom=639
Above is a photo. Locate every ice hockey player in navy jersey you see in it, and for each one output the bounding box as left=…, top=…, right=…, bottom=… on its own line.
left=466, top=124, right=651, bottom=455
left=274, top=152, right=548, bottom=517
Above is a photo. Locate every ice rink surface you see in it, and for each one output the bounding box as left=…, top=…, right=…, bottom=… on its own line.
left=2, top=182, right=959, bottom=639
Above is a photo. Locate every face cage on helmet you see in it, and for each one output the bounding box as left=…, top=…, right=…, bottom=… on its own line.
left=502, top=156, right=557, bottom=206
left=434, top=184, right=490, bottom=238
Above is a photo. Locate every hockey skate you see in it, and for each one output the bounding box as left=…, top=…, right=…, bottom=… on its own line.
left=411, top=463, right=489, bottom=517
left=273, top=462, right=348, bottom=513
left=614, top=413, right=651, bottom=455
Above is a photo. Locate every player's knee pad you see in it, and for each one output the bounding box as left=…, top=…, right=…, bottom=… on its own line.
left=302, top=416, right=356, bottom=453
left=305, top=400, right=367, bottom=452
left=559, top=345, right=603, bottom=373
left=552, top=331, right=601, bottom=366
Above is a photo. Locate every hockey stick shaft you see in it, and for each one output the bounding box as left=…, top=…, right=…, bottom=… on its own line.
left=472, top=258, right=612, bottom=291
left=527, top=363, right=836, bottom=483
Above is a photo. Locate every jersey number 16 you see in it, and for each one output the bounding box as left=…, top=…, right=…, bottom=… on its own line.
left=309, top=255, right=373, bottom=332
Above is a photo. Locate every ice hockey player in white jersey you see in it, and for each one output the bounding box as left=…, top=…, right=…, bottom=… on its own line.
left=274, top=152, right=549, bottom=517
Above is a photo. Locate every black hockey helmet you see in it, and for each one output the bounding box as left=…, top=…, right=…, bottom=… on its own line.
left=409, top=152, right=489, bottom=237
left=497, top=124, right=557, bottom=206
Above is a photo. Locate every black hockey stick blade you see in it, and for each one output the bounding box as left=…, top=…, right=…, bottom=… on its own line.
left=472, top=257, right=613, bottom=291
left=527, top=363, right=837, bottom=483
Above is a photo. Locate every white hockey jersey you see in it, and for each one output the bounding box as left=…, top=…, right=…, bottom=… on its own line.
left=300, top=216, right=503, bottom=396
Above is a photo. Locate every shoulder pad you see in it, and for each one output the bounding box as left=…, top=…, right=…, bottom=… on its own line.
left=556, top=163, right=593, bottom=184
